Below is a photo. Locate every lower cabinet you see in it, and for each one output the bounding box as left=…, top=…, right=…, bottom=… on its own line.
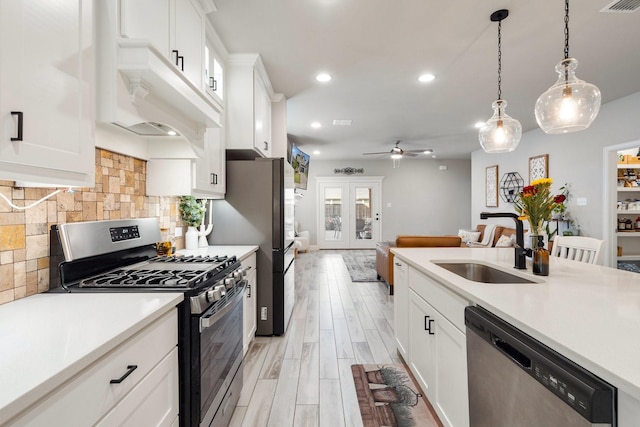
left=242, top=252, right=258, bottom=356
left=393, top=259, right=409, bottom=360
left=8, top=309, right=178, bottom=426
left=397, top=264, right=470, bottom=427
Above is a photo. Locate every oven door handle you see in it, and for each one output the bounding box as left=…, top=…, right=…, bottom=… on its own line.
left=200, top=282, right=246, bottom=332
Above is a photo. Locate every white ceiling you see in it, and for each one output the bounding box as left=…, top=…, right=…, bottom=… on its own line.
left=208, top=0, right=640, bottom=160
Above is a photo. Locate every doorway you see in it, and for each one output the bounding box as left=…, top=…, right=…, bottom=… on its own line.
left=316, top=177, right=383, bottom=249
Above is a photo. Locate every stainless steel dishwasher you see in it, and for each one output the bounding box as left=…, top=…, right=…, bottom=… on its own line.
left=465, top=306, right=616, bottom=427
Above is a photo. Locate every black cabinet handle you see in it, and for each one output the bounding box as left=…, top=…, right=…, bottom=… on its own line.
left=210, top=173, right=217, bottom=185
left=424, top=316, right=435, bottom=335
left=11, top=111, right=23, bottom=141
left=110, top=365, right=138, bottom=384
left=246, top=283, right=251, bottom=298
left=209, top=77, right=217, bottom=91
left=171, top=50, right=184, bottom=71
left=263, top=141, right=268, bottom=151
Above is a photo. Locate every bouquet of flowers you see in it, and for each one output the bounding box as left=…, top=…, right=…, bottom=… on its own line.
left=513, top=178, right=566, bottom=236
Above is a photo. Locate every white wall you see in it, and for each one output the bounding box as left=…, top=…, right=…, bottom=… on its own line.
left=295, top=158, right=471, bottom=245
left=471, top=91, right=640, bottom=243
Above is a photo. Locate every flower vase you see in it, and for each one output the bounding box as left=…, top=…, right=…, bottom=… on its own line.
left=185, top=226, right=198, bottom=250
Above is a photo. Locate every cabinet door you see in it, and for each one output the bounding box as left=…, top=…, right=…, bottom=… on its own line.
left=0, top=0, right=94, bottom=187
left=253, top=74, right=271, bottom=157
left=193, top=128, right=225, bottom=198
left=408, top=289, right=436, bottom=402
left=433, top=308, right=469, bottom=427
left=393, top=259, right=409, bottom=360
left=174, top=0, right=204, bottom=89
left=120, top=0, right=171, bottom=55
left=243, top=268, right=257, bottom=355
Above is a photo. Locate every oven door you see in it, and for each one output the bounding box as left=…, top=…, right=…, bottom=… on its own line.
left=198, top=283, right=245, bottom=427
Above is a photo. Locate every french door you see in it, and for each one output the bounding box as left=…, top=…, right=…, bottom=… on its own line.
left=316, top=177, right=383, bottom=249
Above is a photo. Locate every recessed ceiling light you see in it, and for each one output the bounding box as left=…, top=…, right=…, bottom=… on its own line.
left=313, top=150, right=320, bottom=155
left=432, top=155, right=437, bottom=159
left=418, top=73, right=436, bottom=83
left=316, top=73, right=332, bottom=82
left=332, top=119, right=352, bottom=126
left=167, top=130, right=177, bottom=136
left=423, top=149, right=434, bottom=154
left=474, top=121, right=486, bottom=129
left=311, top=122, right=322, bottom=129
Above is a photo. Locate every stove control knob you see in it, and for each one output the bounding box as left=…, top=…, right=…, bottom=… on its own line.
left=233, top=271, right=243, bottom=280
left=206, top=289, right=218, bottom=302
left=224, top=277, right=236, bottom=289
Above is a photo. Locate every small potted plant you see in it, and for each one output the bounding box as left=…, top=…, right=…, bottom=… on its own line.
left=179, top=196, right=206, bottom=250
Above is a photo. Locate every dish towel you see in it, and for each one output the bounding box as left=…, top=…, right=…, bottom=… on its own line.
left=468, top=224, right=498, bottom=247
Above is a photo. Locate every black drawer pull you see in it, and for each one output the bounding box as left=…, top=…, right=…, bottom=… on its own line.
left=246, top=283, right=251, bottom=298
left=110, top=365, right=138, bottom=384
left=210, top=173, right=217, bottom=185
left=210, top=77, right=217, bottom=91
left=11, top=111, right=23, bottom=141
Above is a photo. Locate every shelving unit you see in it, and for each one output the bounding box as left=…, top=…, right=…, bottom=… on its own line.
left=615, top=161, right=640, bottom=267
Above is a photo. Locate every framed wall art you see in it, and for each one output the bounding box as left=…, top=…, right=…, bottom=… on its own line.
left=529, top=154, right=549, bottom=183
left=485, top=165, right=498, bottom=207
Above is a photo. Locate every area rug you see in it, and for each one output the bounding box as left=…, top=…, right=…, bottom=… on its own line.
left=351, top=364, right=441, bottom=427
left=342, top=251, right=380, bottom=282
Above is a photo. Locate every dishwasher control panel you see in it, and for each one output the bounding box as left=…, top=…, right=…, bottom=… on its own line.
left=532, top=361, right=590, bottom=419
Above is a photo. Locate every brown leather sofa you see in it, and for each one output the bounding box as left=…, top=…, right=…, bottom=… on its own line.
left=376, top=235, right=462, bottom=295
left=376, top=225, right=521, bottom=294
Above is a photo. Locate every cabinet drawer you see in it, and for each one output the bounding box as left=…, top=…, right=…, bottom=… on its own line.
left=95, top=347, right=179, bottom=427
left=241, top=253, right=257, bottom=272
left=408, top=267, right=469, bottom=332
left=9, top=309, right=177, bottom=426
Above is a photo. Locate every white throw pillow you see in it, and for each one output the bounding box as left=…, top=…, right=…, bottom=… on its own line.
left=495, top=234, right=514, bottom=247
left=458, top=229, right=481, bottom=244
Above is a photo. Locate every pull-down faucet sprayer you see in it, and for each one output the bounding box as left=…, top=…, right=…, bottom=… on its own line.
left=479, top=212, right=531, bottom=269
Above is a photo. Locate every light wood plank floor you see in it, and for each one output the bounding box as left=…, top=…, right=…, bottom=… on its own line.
left=229, top=250, right=400, bottom=427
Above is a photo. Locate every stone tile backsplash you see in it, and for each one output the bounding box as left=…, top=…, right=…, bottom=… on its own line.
left=0, top=149, right=185, bottom=305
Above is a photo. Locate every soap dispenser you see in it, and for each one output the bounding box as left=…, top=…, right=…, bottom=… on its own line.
left=532, top=235, right=549, bottom=276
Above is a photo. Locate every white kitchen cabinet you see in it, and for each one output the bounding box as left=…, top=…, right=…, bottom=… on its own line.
left=8, top=309, right=178, bottom=426
left=0, top=0, right=95, bottom=187
left=393, top=262, right=470, bottom=427
left=393, top=259, right=409, bottom=360
left=120, top=0, right=205, bottom=89
left=192, top=127, right=226, bottom=198
left=226, top=54, right=273, bottom=158
left=242, top=252, right=258, bottom=356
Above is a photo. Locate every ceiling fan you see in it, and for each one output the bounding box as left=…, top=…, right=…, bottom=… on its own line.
left=363, top=141, right=433, bottom=159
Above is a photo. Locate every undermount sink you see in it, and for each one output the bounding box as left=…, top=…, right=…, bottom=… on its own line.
left=434, top=262, right=537, bottom=284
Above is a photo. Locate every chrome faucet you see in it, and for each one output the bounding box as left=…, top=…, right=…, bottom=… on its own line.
left=480, top=212, right=531, bottom=269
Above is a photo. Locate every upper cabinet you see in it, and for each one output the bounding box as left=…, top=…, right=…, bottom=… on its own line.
left=0, top=0, right=95, bottom=187
left=226, top=54, right=273, bottom=158
left=96, top=0, right=221, bottom=148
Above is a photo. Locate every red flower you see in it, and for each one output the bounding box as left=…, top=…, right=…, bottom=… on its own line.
left=522, top=186, right=537, bottom=196
left=554, top=194, right=566, bottom=203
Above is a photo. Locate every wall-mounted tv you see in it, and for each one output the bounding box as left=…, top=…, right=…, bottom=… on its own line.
left=289, top=143, right=310, bottom=190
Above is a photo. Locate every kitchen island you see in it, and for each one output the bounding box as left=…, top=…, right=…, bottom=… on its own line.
left=391, top=247, right=640, bottom=426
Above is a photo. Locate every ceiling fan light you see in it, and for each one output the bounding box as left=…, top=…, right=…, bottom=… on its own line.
left=390, top=153, right=403, bottom=160
left=479, top=100, right=522, bottom=153
left=534, top=58, right=601, bottom=134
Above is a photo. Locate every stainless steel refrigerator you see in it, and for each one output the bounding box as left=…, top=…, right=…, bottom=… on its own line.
left=209, top=156, right=295, bottom=336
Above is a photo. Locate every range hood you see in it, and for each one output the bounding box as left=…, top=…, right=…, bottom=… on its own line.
left=96, top=5, right=223, bottom=152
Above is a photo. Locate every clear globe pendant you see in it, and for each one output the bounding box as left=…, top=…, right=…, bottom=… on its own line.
left=479, top=99, right=522, bottom=153
left=535, top=58, right=601, bottom=134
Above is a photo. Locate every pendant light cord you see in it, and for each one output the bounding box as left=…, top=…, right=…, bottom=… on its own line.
left=564, top=0, right=570, bottom=59
left=497, top=19, right=502, bottom=100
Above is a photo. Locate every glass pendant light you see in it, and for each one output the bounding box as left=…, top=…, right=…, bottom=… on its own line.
left=535, top=0, right=601, bottom=134
left=479, top=10, right=522, bottom=153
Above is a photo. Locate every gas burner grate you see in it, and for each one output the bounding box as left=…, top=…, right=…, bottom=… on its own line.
left=154, top=255, right=229, bottom=263
left=80, top=268, right=207, bottom=288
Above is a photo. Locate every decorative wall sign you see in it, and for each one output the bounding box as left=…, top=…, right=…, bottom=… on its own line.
left=499, top=172, right=524, bottom=203
left=529, top=154, right=549, bottom=183
left=334, top=167, right=364, bottom=175
left=485, top=165, right=498, bottom=207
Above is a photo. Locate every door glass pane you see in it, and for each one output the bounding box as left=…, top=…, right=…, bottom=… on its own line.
left=324, top=187, right=342, bottom=241
left=354, top=186, right=372, bottom=240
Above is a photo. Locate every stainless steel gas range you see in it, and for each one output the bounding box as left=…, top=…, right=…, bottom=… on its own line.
left=49, top=218, right=247, bottom=427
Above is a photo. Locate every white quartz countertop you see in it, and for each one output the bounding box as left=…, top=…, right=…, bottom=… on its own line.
left=390, top=247, right=640, bottom=401
left=0, top=292, right=183, bottom=422
left=177, top=245, right=259, bottom=261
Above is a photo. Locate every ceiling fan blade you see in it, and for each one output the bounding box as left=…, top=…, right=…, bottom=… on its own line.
left=362, top=151, right=389, bottom=155
left=404, top=149, right=432, bottom=154
left=404, top=152, right=419, bottom=157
